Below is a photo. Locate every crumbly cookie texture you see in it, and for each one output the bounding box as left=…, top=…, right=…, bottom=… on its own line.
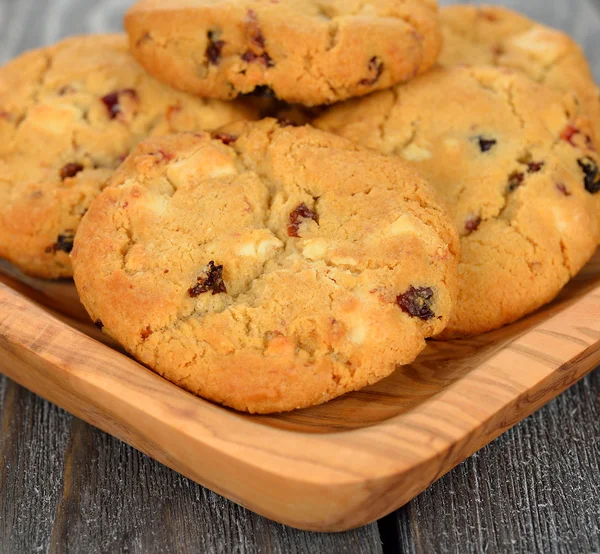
left=440, top=4, right=600, bottom=142
left=72, top=120, right=459, bottom=413
left=125, top=0, right=442, bottom=106
left=316, top=66, right=600, bottom=338
left=0, top=34, right=256, bottom=279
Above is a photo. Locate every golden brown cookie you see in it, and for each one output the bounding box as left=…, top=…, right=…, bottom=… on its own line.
left=439, top=4, right=600, bottom=142
left=0, top=34, right=255, bottom=279
left=316, top=66, right=600, bottom=338
left=125, top=0, right=442, bottom=106
left=72, top=120, right=459, bottom=413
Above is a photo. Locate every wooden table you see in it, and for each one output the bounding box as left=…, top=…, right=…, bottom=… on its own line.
left=1, top=1, right=599, bottom=552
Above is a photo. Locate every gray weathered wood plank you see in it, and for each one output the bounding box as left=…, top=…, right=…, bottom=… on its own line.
left=396, top=371, right=600, bottom=553
left=1, top=0, right=600, bottom=552
left=0, top=375, right=383, bottom=554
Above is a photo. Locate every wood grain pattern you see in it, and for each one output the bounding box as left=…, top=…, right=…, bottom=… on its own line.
left=0, top=378, right=383, bottom=554
left=0, top=247, right=599, bottom=532
left=1, top=0, right=600, bottom=550
left=395, top=371, right=600, bottom=554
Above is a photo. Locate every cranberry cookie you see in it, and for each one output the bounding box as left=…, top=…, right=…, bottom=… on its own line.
left=125, top=0, right=442, bottom=106
left=316, top=66, right=600, bottom=338
left=0, top=35, right=255, bottom=279
left=72, top=120, right=459, bottom=413
left=440, top=5, right=600, bottom=142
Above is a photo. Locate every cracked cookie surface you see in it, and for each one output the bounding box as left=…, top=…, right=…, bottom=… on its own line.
left=0, top=34, right=256, bottom=279
left=439, top=5, right=600, bottom=143
left=125, top=0, right=442, bottom=106
left=72, top=120, right=459, bottom=413
left=316, top=66, right=600, bottom=337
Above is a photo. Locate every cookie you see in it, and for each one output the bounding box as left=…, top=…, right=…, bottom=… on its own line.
left=71, top=120, right=459, bottom=413
left=316, top=66, right=600, bottom=338
left=125, top=0, right=442, bottom=106
left=0, top=34, right=256, bottom=279
left=439, top=5, right=600, bottom=142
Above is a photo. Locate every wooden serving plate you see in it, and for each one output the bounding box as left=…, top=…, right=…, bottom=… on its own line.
left=0, top=252, right=599, bottom=532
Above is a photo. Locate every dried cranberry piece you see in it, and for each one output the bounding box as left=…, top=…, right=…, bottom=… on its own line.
left=507, top=171, right=524, bottom=192
left=60, top=163, right=84, bottom=180
left=241, top=50, right=274, bottom=67
left=213, top=132, right=237, bottom=145
left=45, top=231, right=75, bottom=254
left=527, top=161, right=544, bottom=173
left=141, top=326, right=153, bottom=340
left=577, top=157, right=600, bottom=194
left=246, top=9, right=266, bottom=48
left=288, top=203, right=319, bottom=237
left=206, top=31, right=225, bottom=65
left=464, top=215, right=481, bottom=234
left=397, top=286, right=436, bottom=321
left=188, top=261, right=227, bottom=297
left=94, top=319, right=104, bottom=330
left=556, top=183, right=572, bottom=197
left=359, top=56, right=384, bottom=86
left=561, top=124, right=580, bottom=146
left=477, top=136, right=497, bottom=153
left=101, top=89, right=138, bottom=119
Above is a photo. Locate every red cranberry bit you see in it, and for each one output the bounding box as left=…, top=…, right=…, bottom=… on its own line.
left=561, top=124, right=580, bottom=146
left=213, top=132, right=237, bottom=145
left=60, top=163, right=84, bottom=180
left=141, top=326, right=153, bottom=340
left=206, top=31, right=225, bottom=65
left=45, top=231, right=75, bottom=254
left=101, top=89, right=138, bottom=120
left=527, top=161, right=544, bottom=173
left=556, top=183, right=572, bottom=196
left=246, top=9, right=266, bottom=48
left=476, top=136, right=497, bottom=153
left=507, top=171, right=524, bottom=192
left=464, top=215, right=482, bottom=234
left=287, top=203, right=319, bottom=237
left=94, top=319, right=104, bottom=330
left=188, top=261, right=227, bottom=297
left=577, top=157, right=600, bottom=193
left=397, top=286, right=436, bottom=321
left=359, top=57, right=384, bottom=86
left=241, top=50, right=274, bottom=67
left=0, top=110, right=10, bottom=120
